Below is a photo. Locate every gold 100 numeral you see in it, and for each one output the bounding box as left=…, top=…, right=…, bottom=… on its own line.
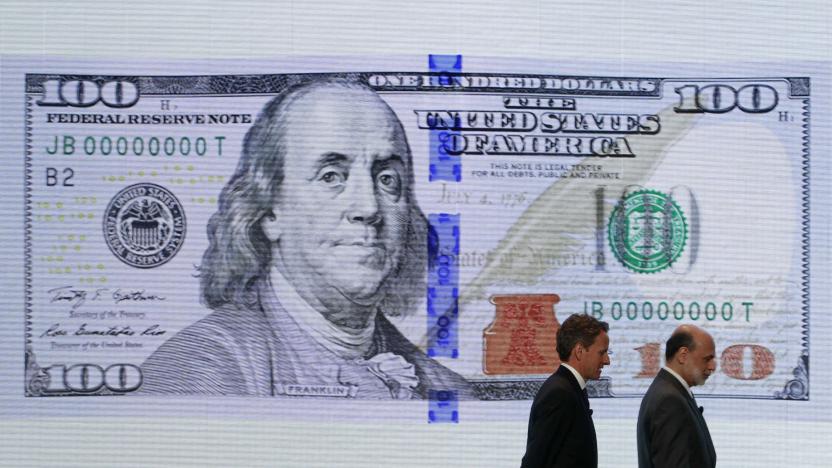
left=635, top=342, right=775, bottom=380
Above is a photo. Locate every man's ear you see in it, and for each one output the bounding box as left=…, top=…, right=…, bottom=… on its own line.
left=261, top=210, right=282, bottom=242
left=573, top=344, right=584, bottom=362
left=676, top=347, right=689, bottom=364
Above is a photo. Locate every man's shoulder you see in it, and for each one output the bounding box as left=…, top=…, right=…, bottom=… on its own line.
left=155, top=306, right=268, bottom=349
left=641, top=371, right=691, bottom=413
left=545, top=367, right=581, bottom=392
left=534, top=368, right=581, bottom=405
left=645, top=370, right=686, bottom=397
left=138, top=306, right=271, bottom=394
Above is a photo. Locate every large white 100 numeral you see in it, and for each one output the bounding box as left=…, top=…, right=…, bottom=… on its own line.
left=43, top=363, right=142, bottom=393
left=37, top=79, right=139, bottom=108
left=674, top=83, right=778, bottom=114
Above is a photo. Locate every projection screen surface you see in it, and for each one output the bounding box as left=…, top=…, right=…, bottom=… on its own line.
left=0, top=2, right=830, bottom=467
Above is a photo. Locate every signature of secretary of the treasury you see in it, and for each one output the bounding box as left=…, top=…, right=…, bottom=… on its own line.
left=48, top=285, right=166, bottom=311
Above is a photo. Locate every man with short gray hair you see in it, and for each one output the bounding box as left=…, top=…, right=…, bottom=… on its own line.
left=637, top=324, right=717, bottom=468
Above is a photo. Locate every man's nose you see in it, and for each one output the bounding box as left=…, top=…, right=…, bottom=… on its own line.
left=345, top=172, right=380, bottom=225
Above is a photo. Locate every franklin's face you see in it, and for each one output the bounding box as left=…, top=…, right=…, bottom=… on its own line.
left=265, top=85, right=411, bottom=309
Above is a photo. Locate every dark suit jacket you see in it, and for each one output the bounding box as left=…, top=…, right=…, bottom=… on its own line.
left=139, top=279, right=473, bottom=399
left=521, top=365, right=597, bottom=468
left=637, top=369, right=716, bottom=468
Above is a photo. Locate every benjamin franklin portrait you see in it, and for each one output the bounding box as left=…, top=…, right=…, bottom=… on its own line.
left=140, top=77, right=473, bottom=399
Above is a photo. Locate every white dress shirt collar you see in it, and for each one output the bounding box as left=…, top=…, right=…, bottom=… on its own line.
left=561, top=363, right=587, bottom=390
left=663, top=365, right=693, bottom=397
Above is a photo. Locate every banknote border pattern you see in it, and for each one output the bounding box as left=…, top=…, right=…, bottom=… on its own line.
left=773, top=94, right=811, bottom=400
left=22, top=73, right=812, bottom=400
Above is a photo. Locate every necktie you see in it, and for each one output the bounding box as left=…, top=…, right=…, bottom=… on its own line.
left=690, top=393, right=705, bottom=416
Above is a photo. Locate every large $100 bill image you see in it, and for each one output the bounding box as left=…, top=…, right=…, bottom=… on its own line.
left=23, top=62, right=810, bottom=401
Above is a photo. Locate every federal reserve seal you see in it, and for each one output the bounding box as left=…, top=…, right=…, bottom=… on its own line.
left=103, top=183, right=186, bottom=268
left=608, top=189, right=687, bottom=273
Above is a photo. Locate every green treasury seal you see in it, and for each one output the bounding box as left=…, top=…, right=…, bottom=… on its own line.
left=608, top=189, right=687, bottom=273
